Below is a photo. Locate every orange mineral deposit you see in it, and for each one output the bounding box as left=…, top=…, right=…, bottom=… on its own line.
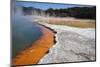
left=12, top=25, right=54, bottom=66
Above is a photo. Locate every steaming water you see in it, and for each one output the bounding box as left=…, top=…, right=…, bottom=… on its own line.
left=11, top=14, right=43, bottom=58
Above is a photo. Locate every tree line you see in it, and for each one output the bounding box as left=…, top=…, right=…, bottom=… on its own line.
left=22, top=6, right=96, bottom=19
left=45, top=6, right=96, bottom=19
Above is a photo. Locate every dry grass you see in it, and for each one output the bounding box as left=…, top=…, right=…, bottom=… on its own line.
left=39, top=17, right=95, bottom=28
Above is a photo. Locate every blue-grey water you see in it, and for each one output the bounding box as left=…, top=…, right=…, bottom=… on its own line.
left=11, top=15, right=42, bottom=58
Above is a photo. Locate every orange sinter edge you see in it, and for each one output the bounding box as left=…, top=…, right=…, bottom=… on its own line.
left=12, top=25, right=54, bottom=66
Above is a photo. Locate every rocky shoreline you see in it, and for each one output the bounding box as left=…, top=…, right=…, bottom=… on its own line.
left=38, top=23, right=95, bottom=64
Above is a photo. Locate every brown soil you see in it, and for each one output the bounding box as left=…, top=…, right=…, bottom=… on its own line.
left=39, top=17, right=95, bottom=28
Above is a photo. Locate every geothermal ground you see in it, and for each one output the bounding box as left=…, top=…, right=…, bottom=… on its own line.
left=36, top=17, right=96, bottom=64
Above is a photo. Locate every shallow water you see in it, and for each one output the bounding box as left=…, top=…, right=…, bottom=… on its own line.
left=11, top=15, right=42, bottom=58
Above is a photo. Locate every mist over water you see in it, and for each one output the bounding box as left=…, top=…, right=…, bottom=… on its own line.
left=11, top=9, right=43, bottom=58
